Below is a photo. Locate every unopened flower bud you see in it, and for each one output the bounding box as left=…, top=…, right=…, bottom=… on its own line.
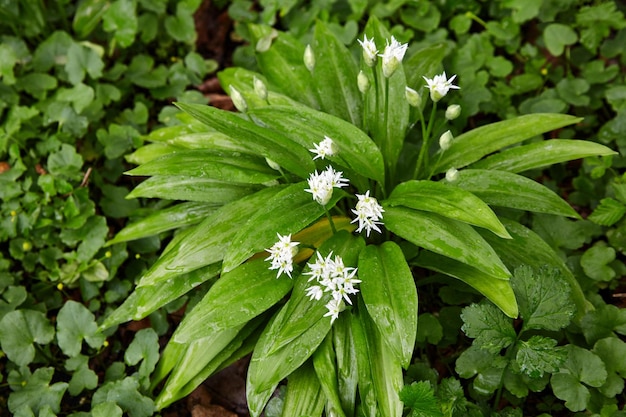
left=446, top=167, right=459, bottom=182
left=405, top=87, right=421, bottom=107
left=229, top=86, right=247, bottom=112
left=445, top=104, right=461, bottom=120
left=439, top=130, right=453, bottom=151
left=304, top=44, right=315, bottom=72
left=256, top=29, right=278, bottom=52
left=253, top=76, right=268, bottom=100
left=265, top=158, right=281, bottom=171
left=358, top=71, right=370, bottom=94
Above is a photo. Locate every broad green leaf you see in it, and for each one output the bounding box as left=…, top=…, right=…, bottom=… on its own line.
left=416, top=314, right=443, bottom=345
left=137, top=186, right=283, bottom=287
left=470, top=140, right=616, bottom=172
left=64, top=42, right=104, bottom=85
left=387, top=180, right=511, bottom=238
left=332, top=313, right=358, bottom=416
left=515, top=336, right=566, bottom=379
left=92, top=402, right=123, bottom=417
left=250, top=25, right=320, bottom=109
left=399, top=381, right=442, bottom=417
left=414, top=251, right=518, bottom=318
left=107, top=202, right=217, bottom=245
left=593, top=337, right=626, bottom=398
left=352, top=300, right=404, bottom=417
left=311, top=20, right=362, bottom=126
left=455, top=345, right=507, bottom=395
left=125, top=142, right=182, bottom=165
left=0, top=43, right=17, bottom=85
left=0, top=310, right=54, bottom=366
left=102, top=263, right=220, bottom=329
left=511, top=265, right=575, bottom=332
left=461, top=301, right=516, bottom=353
left=176, top=102, right=314, bottom=178
left=57, top=301, right=104, bottom=356
left=384, top=206, right=510, bottom=280
left=478, top=219, right=592, bottom=321
left=173, top=258, right=294, bottom=342
left=281, top=362, right=325, bottom=417
left=48, top=143, right=83, bottom=180
left=588, top=198, right=626, bottom=226
left=66, top=355, right=98, bottom=396
left=124, top=329, right=159, bottom=390
left=434, top=114, right=582, bottom=174
left=93, top=377, right=155, bottom=417
left=126, top=149, right=279, bottom=184
left=543, top=23, right=578, bottom=56
left=73, top=0, right=109, bottom=38
left=8, top=368, right=68, bottom=415
left=102, top=0, right=137, bottom=48
left=223, top=182, right=345, bottom=272
left=358, top=242, right=418, bottom=368
left=581, top=245, right=616, bottom=282
left=126, top=175, right=262, bottom=203
left=581, top=304, right=626, bottom=345
left=452, top=169, right=580, bottom=218
left=248, top=105, right=385, bottom=185
left=551, top=345, right=607, bottom=412
left=313, top=335, right=346, bottom=417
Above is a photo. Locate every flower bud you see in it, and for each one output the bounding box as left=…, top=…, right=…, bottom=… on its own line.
left=439, top=130, right=453, bottom=151
left=253, top=76, right=268, bottom=100
left=445, top=104, right=461, bottom=120
left=265, top=158, right=281, bottom=171
left=229, top=85, right=247, bottom=113
left=405, top=87, right=421, bottom=107
left=304, top=44, right=315, bottom=72
left=445, top=167, right=459, bottom=182
left=358, top=70, right=370, bottom=94
left=255, top=29, right=278, bottom=52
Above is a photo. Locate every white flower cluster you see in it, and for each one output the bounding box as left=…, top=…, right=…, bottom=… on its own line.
left=309, top=136, right=337, bottom=160
left=351, top=191, right=384, bottom=237
left=265, top=233, right=299, bottom=278
left=304, top=166, right=349, bottom=206
left=304, top=251, right=361, bottom=323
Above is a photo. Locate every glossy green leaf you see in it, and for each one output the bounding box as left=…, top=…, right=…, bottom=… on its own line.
left=250, top=24, right=320, bottom=109
left=332, top=313, right=358, bottom=417
left=101, top=263, right=221, bottom=329
left=384, top=206, right=510, bottom=280
left=434, top=114, right=582, bottom=173
left=223, top=182, right=345, bottom=272
left=311, top=20, right=362, bottom=126
left=358, top=242, right=418, bottom=367
left=126, top=150, right=279, bottom=184
left=313, top=334, right=346, bottom=417
left=248, top=105, right=385, bottom=185
left=452, top=169, right=580, bottom=218
left=478, top=219, right=591, bottom=321
left=415, top=251, right=517, bottom=317
left=125, top=142, right=182, bottom=165
left=126, top=175, right=262, bottom=203
left=107, top=202, right=218, bottom=246
left=282, top=362, right=325, bottom=417
left=0, top=310, right=54, bottom=366
left=387, top=180, right=511, bottom=238
left=176, top=102, right=314, bottom=178
left=73, top=0, right=109, bottom=38
left=470, top=139, right=617, bottom=172
left=174, top=258, right=294, bottom=342
left=57, top=301, right=104, bottom=357
left=137, top=186, right=283, bottom=287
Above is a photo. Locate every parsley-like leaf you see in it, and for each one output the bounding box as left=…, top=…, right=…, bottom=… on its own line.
left=400, top=381, right=442, bottom=417
left=437, top=378, right=468, bottom=417
left=514, top=336, right=566, bottom=378
left=511, top=265, right=574, bottom=332
left=460, top=301, right=516, bottom=353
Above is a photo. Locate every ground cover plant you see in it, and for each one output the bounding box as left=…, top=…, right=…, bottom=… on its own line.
left=103, top=10, right=621, bottom=416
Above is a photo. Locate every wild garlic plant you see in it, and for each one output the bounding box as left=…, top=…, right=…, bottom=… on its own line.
left=102, top=16, right=614, bottom=417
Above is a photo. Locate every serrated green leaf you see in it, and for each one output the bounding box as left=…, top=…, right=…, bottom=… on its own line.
left=400, top=381, right=442, bottom=417
left=384, top=206, right=510, bottom=280
left=125, top=328, right=159, bottom=389
left=57, top=300, right=104, bottom=356
left=436, top=378, right=468, bottom=416
left=515, top=336, right=566, bottom=378
left=589, top=198, right=626, bottom=226
left=461, top=301, right=516, bottom=353
left=470, top=140, right=616, bottom=173
left=511, top=265, right=574, bottom=332
left=434, top=114, right=581, bottom=174
left=358, top=241, right=418, bottom=367
left=387, top=180, right=511, bottom=238
left=0, top=309, right=54, bottom=366
left=581, top=245, right=616, bottom=282
left=8, top=368, right=68, bottom=415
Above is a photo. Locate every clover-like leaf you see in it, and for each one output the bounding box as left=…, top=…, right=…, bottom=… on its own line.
left=57, top=300, right=105, bottom=357
left=66, top=354, right=99, bottom=396
left=580, top=245, right=616, bottom=282
left=8, top=367, right=68, bottom=415
left=124, top=328, right=159, bottom=389
left=0, top=309, right=55, bottom=366
left=511, top=265, right=574, bottom=332
left=460, top=301, right=516, bottom=353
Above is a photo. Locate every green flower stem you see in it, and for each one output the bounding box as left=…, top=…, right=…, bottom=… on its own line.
left=465, top=11, right=487, bottom=28
left=324, top=206, right=337, bottom=234
left=413, top=102, right=437, bottom=179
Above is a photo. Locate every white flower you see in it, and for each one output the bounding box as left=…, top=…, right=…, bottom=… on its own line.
left=306, top=285, right=324, bottom=301
left=358, top=35, right=378, bottom=67
left=351, top=191, right=384, bottom=237
left=265, top=233, right=299, bottom=278
left=379, top=36, right=408, bottom=78
left=423, top=72, right=460, bottom=102
left=304, top=166, right=349, bottom=205
left=309, top=136, right=337, bottom=160
left=324, top=298, right=343, bottom=324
